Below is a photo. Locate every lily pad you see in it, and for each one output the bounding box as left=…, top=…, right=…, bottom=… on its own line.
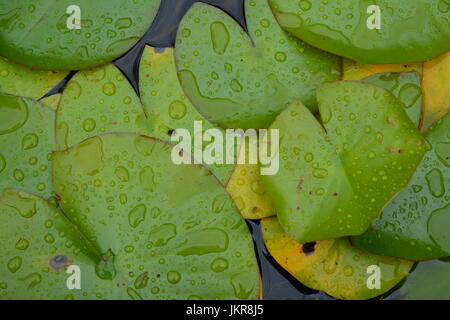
left=262, top=217, right=413, bottom=300
left=138, top=46, right=234, bottom=185
left=421, top=51, right=450, bottom=132
left=0, top=93, right=55, bottom=198
left=342, top=59, right=422, bottom=81
left=261, top=82, right=426, bottom=243
left=269, top=0, right=450, bottom=64
left=353, top=113, right=450, bottom=261
left=175, top=0, right=340, bottom=129
left=52, top=133, right=260, bottom=299
left=0, top=0, right=160, bottom=70
left=0, top=57, right=68, bottom=99
left=226, top=141, right=276, bottom=220
left=388, top=260, right=450, bottom=300
left=56, top=63, right=148, bottom=150
left=0, top=189, right=122, bottom=299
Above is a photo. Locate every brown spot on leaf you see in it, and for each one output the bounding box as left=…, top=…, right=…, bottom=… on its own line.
left=50, top=254, right=69, bottom=270
left=296, top=177, right=304, bottom=190
left=387, top=147, right=404, bottom=153
left=386, top=115, right=398, bottom=127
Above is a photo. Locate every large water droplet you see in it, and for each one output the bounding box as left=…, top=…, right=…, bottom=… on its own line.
left=428, top=203, right=450, bottom=252
left=211, top=257, right=229, bottom=272
left=7, top=256, right=22, bottom=273
left=167, top=271, right=181, bottom=284
left=231, top=272, right=255, bottom=299
left=22, top=133, right=39, bottom=150
left=15, top=238, right=29, bottom=250
left=95, top=249, right=116, bottom=280
left=169, top=100, right=187, bottom=120
left=134, top=272, right=149, bottom=289
left=128, top=204, right=147, bottom=228
left=177, top=228, right=228, bottom=256
left=149, top=223, right=176, bottom=246
left=0, top=95, right=28, bottom=135
left=425, top=168, right=444, bottom=197
left=2, top=190, right=36, bottom=218
left=210, top=21, right=230, bottom=55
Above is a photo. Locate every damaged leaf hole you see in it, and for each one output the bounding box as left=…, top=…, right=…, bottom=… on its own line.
left=302, top=242, right=316, bottom=256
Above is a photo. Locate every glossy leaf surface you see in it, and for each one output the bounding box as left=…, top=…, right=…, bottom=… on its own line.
left=269, top=0, right=450, bottom=63
left=0, top=189, right=117, bottom=299
left=175, top=0, right=340, bottom=129
left=52, top=133, right=260, bottom=299
left=262, top=217, right=413, bottom=300
left=354, top=113, right=450, bottom=261
left=0, top=57, right=68, bottom=99
left=0, top=93, right=55, bottom=198
left=56, top=63, right=148, bottom=150
left=422, top=51, right=450, bottom=131
left=262, top=82, right=426, bottom=243
left=0, top=1, right=160, bottom=70
left=138, top=46, right=234, bottom=185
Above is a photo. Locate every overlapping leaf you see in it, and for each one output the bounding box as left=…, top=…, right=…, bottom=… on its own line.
left=354, top=114, right=450, bottom=261
left=0, top=93, right=55, bottom=198
left=52, top=133, right=260, bottom=299
left=0, top=189, right=120, bottom=299
left=226, top=142, right=276, bottom=220
left=362, top=72, right=422, bottom=127
left=262, top=82, right=426, bottom=243
left=56, top=63, right=148, bottom=150
left=0, top=0, right=160, bottom=70
left=269, top=0, right=450, bottom=63
left=422, top=51, right=450, bottom=131
left=388, top=259, right=450, bottom=300
left=0, top=57, right=68, bottom=99
left=175, top=0, right=340, bottom=129
left=138, top=46, right=234, bottom=185
left=262, top=217, right=413, bottom=300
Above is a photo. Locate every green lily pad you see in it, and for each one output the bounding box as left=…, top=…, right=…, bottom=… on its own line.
left=56, top=63, right=148, bottom=150
left=269, top=0, right=450, bottom=64
left=0, top=0, right=160, bottom=70
left=0, top=57, right=68, bottom=99
left=262, top=217, right=413, bottom=300
left=0, top=93, right=55, bottom=198
left=363, top=72, right=422, bottom=127
left=261, top=81, right=426, bottom=243
left=0, top=189, right=124, bottom=299
left=175, top=0, right=340, bottom=129
left=353, top=113, right=450, bottom=261
left=138, top=46, right=234, bottom=185
left=388, top=260, right=450, bottom=300
left=52, top=133, right=260, bottom=299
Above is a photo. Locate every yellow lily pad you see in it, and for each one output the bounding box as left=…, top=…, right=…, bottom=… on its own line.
left=262, top=217, right=413, bottom=300
left=0, top=57, right=68, bottom=99
left=342, top=59, right=422, bottom=81
left=226, top=143, right=276, bottom=220
left=421, top=51, right=450, bottom=132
